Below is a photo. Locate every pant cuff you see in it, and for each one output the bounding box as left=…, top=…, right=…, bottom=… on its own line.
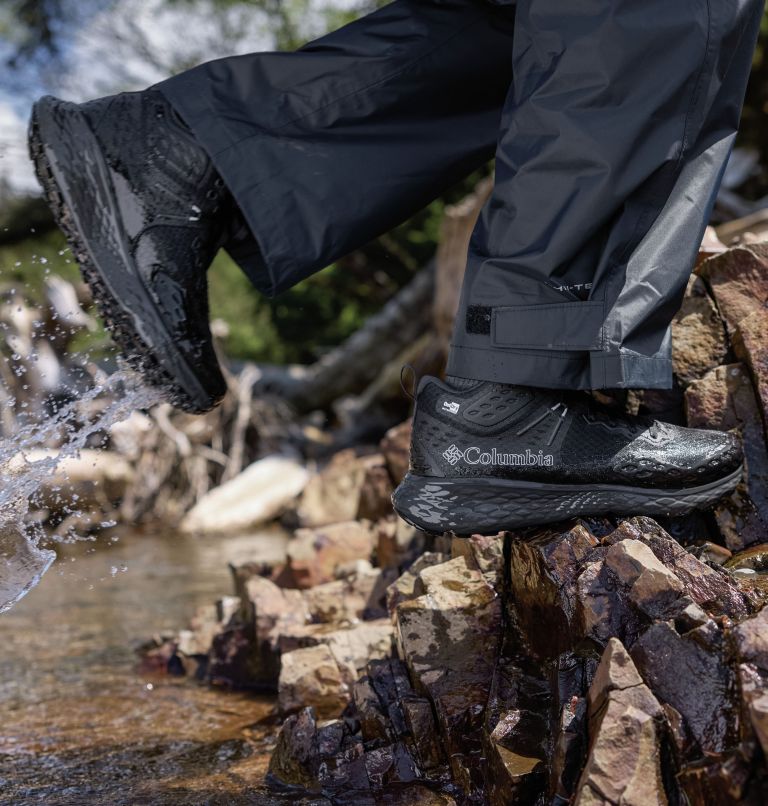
left=446, top=344, right=673, bottom=390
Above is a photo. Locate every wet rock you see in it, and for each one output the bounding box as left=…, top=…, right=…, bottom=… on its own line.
left=278, top=644, right=350, bottom=719
left=632, top=620, right=736, bottom=757
left=395, top=555, right=502, bottom=793
left=685, top=363, right=768, bottom=549
left=268, top=707, right=370, bottom=796
left=177, top=597, right=239, bottom=657
left=450, top=533, right=505, bottom=584
left=604, top=538, right=684, bottom=618
left=296, top=450, right=388, bottom=528
left=698, top=243, right=768, bottom=337
left=385, top=551, right=447, bottom=613
left=733, top=308, right=768, bottom=427
left=688, top=541, right=732, bottom=566
left=508, top=522, right=599, bottom=658
left=285, top=520, right=376, bottom=589
left=607, top=517, right=753, bottom=624
left=575, top=639, right=667, bottom=806
left=672, top=276, right=728, bottom=385
left=180, top=455, right=309, bottom=534
left=380, top=420, right=412, bottom=485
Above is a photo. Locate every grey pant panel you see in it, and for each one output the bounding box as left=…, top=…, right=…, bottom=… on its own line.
left=158, top=0, right=763, bottom=389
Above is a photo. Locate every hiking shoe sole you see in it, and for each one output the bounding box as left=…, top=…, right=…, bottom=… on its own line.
left=392, top=464, right=744, bottom=535
left=29, top=95, right=224, bottom=414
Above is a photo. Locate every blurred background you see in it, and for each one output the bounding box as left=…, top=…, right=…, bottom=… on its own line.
left=3, top=2, right=768, bottom=804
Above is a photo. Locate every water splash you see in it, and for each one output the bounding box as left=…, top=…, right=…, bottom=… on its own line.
left=0, top=370, right=163, bottom=613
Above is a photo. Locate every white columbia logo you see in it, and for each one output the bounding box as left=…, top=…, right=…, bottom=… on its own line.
left=441, top=400, right=460, bottom=414
left=442, top=444, right=554, bottom=467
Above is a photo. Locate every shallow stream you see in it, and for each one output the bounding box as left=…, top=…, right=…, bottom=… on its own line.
left=0, top=527, right=281, bottom=806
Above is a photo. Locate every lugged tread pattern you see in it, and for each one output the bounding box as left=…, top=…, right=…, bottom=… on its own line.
left=28, top=99, right=216, bottom=414
left=392, top=467, right=744, bottom=536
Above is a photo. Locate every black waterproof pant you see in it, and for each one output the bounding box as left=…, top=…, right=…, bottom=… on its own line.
left=158, top=0, right=763, bottom=390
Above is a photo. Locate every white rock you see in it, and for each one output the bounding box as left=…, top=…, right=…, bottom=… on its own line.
left=181, top=455, right=309, bottom=534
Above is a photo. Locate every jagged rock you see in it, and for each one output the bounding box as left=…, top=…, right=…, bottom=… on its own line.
left=180, top=455, right=309, bottom=534
left=450, top=533, right=505, bottom=584
left=508, top=522, right=599, bottom=658
left=278, top=644, right=351, bottom=718
left=296, top=449, right=388, bottom=527
left=672, top=276, right=728, bottom=385
left=688, top=541, right=732, bottom=565
left=376, top=516, right=424, bottom=570
left=685, top=364, right=768, bottom=550
left=177, top=596, right=240, bottom=657
left=395, top=555, right=502, bottom=793
left=379, top=420, right=412, bottom=485
left=285, top=520, right=376, bottom=588
left=385, top=551, right=447, bottom=613
left=698, top=243, right=768, bottom=337
left=575, top=639, right=667, bottom=806
left=604, top=538, right=684, bottom=618
left=303, top=567, right=396, bottom=623
left=733, top=308, right=768, bottom=428
left=268, top=707, right=370, bottom=795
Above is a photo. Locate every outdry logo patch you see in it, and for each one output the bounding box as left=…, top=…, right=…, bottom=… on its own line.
left=442, top=444, right=555, bottom=467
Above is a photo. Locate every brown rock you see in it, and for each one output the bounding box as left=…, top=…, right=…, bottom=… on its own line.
left=508, top=522, right=599, bottom=658
left=278, top=644, right=350, bottom=719
left=286, top=520, right=376, bottom=588
left=376, top=516, right=424, bottom=571
left=631, top=621, right=737, bottom=756
left=685, top=364, right=768, bottom=550
left=603, top=539, right=684, bottom=617
left=385, top=551, right=447, bottom=614
left=575, top=639, right=667, bottom=806
left=302, top=567, right=396, bottom=624
left=379, top=420, right=412, bottom=485
left=395, top=555, right=502, bottom=793
left=296, top=450, right=387, bottom=527
left=698, top=243, right=768, bottom=336
left=671, top=276, right=727, bottom=385
left=733, top=307, right=768, bottom=430
left=357, top=460, right=394, bottom=522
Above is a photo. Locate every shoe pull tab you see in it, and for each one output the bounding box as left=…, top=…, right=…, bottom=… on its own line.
left=400, top=364, right=418, bottom=402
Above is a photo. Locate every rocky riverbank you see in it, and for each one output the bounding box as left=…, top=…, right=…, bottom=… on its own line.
left=136, top=241, right=768, bottom=804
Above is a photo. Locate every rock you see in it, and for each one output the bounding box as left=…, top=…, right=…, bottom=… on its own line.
left=285, top=520, right=376, bottom=589
left=688, top=541, right=732, bottom=566
left=603, top=538, right=684, bottom=618
left=631, top=620, right=737, bottom=757
left=357, top=461, right=394, bottom=522
left=698, top=243, right=768, bottom=337
left=296, top=450, right=388, bottom=528
left=278, top=644, right=350, bottom=719
left=323, top=621, right=395, bottom=685
left=385, top=551, right=447, bottom=613
left=450, top=533, right=505, bottom=583
left=575, top=639, right=667, bottom=806
left=376, top=516, right=424, bottom=571
left=268, top=707, right=370, bottom=795
left=671, top=276, right=727, bottom=385
left=379, top=420, right=412, bottom=485
left=177, top=597, right=240, bottom=657
left=607, top=518, right=751, bottom=620
left=303, top=567, right=396, bottom=623
left=507, top=522, right=599, bottom=658
left=8, top=448, right=134, bottom=509
left=685, top=364, right=768, bottom=550
left=733, top=308, right=768, bottom=429
left=395, top=555, right=502, bottom=793
left=180, top=455, right=308, bottom=534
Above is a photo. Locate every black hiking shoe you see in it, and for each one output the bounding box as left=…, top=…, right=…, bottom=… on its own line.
left=392, top=376, right=743, bottom=535
left=28, top=89, right=230, bottom=413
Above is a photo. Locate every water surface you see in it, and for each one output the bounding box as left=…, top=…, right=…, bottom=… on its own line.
left=0, top=527, right=282, bottom=805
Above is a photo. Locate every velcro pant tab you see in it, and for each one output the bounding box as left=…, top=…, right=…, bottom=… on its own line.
left=491, top=301, right=605, bottom=351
